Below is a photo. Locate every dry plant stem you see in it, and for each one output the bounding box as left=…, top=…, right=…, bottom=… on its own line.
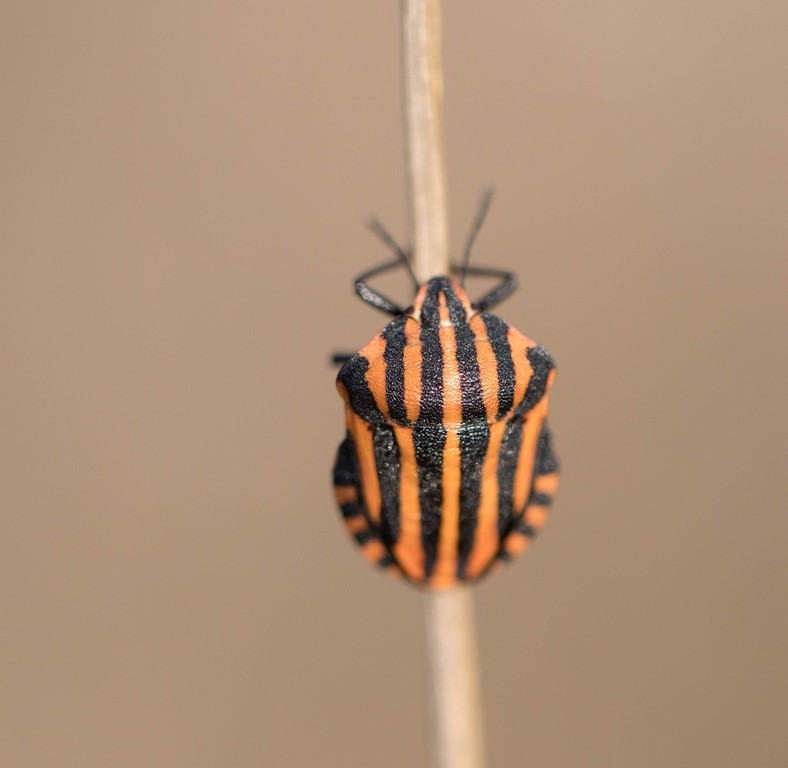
left=422, top=588, right=486, bottom=768
left=402, top=0, right=449, bottom=283
left=401, top=1, right=486, bottom=767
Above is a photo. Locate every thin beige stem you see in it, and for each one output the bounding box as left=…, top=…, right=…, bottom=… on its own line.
left=422, top=588, right=486, bottom=768
left=400, top=2, right=486, bottom=767
left=402, top=0, right=449, bottom=281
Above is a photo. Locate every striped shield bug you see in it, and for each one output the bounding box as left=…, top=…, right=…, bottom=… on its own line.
left=333, top=193, right=559, bottom=588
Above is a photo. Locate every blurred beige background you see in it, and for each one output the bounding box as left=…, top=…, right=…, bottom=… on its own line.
left=2, top=2, right=787, bottom=766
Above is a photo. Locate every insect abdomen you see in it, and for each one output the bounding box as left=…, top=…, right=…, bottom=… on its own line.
left=334, top=406, right=558, bottom=587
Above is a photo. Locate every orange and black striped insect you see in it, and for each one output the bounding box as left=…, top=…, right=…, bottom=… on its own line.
left=333, top=193, right=558, bottom=588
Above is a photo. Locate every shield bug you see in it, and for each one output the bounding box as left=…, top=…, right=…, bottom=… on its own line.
left=333, top=193, right=558, bottom=588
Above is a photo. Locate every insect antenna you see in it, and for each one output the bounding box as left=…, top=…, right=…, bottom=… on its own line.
left=365, top=217, right=420, bottom=291
left=460, top=187, right=495, bottom=286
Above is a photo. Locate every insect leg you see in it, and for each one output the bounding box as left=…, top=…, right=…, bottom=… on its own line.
left=333, top=435, right=402, bottom=578
left=353, top=217, right=420, bottom=315
left=450, top=264, right=518, bottom=311
left=365, top=218, right=419, bottom=290
left=330, top=352, right=355, bottom=366
left=354, top=258, right=407, bottom=315
left=458, top=187, right=495, bottom=285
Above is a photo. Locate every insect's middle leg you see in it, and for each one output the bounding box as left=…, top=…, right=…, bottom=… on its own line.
left=333, top=435, right=402, bottom=578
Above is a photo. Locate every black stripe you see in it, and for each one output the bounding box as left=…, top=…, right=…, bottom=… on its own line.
left=454, top=295, right=488, bottom=578
left=456, top=322, right=485, bottom=424
left=515, top=345, right=555, bottom=416
left=456, top=422, right=490, bottom=579
left=413, top=422, right=446, bottom=581
left=373, top=425, right=401, bottom=546
left=530, top=492, right=553, bottom=508
left=340, top=502, right=362, bottom=519
left=515, top=522, right=537, bottom=538
left=418, top=284, right=444, bottom=425
left=496, top=416, right=524, bottom=536
left=534, top=423, right=559, bottom=475
left=337, top=355, right=387, bottom=425
left=382, top=316, right=408, bottom=425
left=482, top=313, right=515, bottom=418
left=419, top=280, right=442, bottom=325
left=378, top=553, right=395, bottom=568
left=415, top=282, right=448, bottom=580
left=442, top=279, right=467, bottom=325
left=420, top=279, right=490, bottom=579
left=332, top=436, right=358, bottom=487
left=354, top=530, right=374, bottom=546
left=333, top=434, right=373, bottom=531
left=333, top=471, right=356, bottom=487
left=523, top=423, right=559, bottom=511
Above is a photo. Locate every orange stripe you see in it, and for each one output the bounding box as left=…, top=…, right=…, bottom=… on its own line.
left=464, top=418, right=507, bottom=579
left=360, top=539, right=387, bottom=563
left=512, top=369, right=556, bottom=513
left=334, top=486, right=357, bottom=505
left=462, top=316, right=505, bottom=581
left=512, top=405, right=547, bottom=514
left=507, top=328, right=532, bottom=415
left=429, top=294, right=462, bottom=586
left=361, top=335, right=389, bottom=419
left=470, top=314, right=499, bottom=422
left=347, top=411, right=382, bottom=525
left=346, top=516, right=367, bottom=534
left=393, top=425, right=424, bottom=580
left=403, top=317, right=422, bottom=423
left=431, top=429, right=461, bottom=587
left=439, top=294, right=463, bottom=428
left=503, top=531, right=532, bottom=557
left=534, top=471, right=559, bottom=496
left=525, top=503, right=549, bottom=530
